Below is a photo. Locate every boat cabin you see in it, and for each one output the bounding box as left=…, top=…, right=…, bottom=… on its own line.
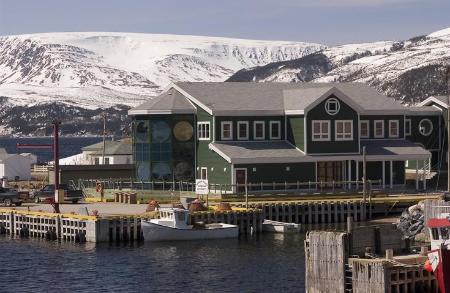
left=156, top=208, right=190, bottom=228
left=428, top=214, right=450, bottom=250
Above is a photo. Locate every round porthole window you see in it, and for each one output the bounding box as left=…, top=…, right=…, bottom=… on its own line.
left=325, top=98, right=340, bottom=115
left=419, top=119, right=433, bottom=136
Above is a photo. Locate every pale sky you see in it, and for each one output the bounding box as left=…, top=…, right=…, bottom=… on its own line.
left=0, top=0, right=449, bottom=45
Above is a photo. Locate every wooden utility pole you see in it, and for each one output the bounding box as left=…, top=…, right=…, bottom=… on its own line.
left=102, top=113, right=106, bottom=165
left=447, top=66, right=450, bottom=192
left=362, top=146, right=367, bottom=220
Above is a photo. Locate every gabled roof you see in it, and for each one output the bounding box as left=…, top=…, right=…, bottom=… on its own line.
left=82, top=140, right=132, bottom=155
left=128, top=88, right=196, bottom=115
left=407, top=106, right=442, bottom=116
left=417, top=95, right=449, bottom=109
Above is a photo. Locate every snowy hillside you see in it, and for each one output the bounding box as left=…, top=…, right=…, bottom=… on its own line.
left=0, top=32, right=324, bottom=109
left=229, top=28, right=450, bottom=103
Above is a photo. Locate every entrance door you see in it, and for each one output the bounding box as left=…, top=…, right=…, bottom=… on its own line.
left=317, top=162, right=342, bottom=187
left=200, top=167, right=208, bottom=180
left=235, top=168, right=247, bottom=193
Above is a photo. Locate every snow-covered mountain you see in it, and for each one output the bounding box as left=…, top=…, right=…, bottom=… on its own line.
left=0, top=32, right=324, bottom=109
left=228, top=28, right=450, bottom=103
left=0, top=32, right=324, bottom=135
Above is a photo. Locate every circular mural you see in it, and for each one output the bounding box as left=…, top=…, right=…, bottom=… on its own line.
left=173, top=121, right=193, bottom=142
left=174, top=161, right=194, bottom=181
left=152, top=162, right=172, bottom=180
left=152, top=120, right=171, bottom=143
left=137, top=162, right=150, bottom=181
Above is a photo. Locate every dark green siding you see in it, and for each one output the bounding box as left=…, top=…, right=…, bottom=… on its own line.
left=195, top=106, right=231, bottom=185
left=287, top=115, right=305, bottom=150
left=306, top=95, right=359, bottom=154
left=215, top=116, right=285, bottom=141
left=359, top=115, right=405, bottom=139
left=406, top=115, right=441, bottom=150
left=357, top=161, right=405, bottom=185
left=236, top=162, right=316, bottom=183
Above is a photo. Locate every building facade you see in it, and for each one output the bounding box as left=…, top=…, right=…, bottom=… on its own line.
left=129, top=82, right=443, bottom=191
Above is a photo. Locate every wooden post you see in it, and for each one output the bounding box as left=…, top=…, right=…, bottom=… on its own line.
left=362, top=146, right=367, bottom=219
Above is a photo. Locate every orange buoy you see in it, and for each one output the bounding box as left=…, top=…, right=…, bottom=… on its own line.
left=424, top=259, right=433, bottom=273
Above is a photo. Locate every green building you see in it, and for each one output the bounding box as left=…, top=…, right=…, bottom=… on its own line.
left=129, top=82, right=442, bottom=191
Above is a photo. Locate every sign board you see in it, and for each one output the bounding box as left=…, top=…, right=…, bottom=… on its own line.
left=196, top=179, right=209, bottom=195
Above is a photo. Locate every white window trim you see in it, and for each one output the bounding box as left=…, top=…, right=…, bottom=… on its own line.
left=335, top=120, right=353, bottom=141
left=360, top=120, right=370, bottom=138
left=419, top=118, right=433, bottom=136
left=389, top=120, right=399, bottom=138
left=221, top=121, right=233, bottom=141
left=197, top=121, right=210, bottom=141
left=374, top=120, right=384, bottom=138
left=405, top=119, right=411, bottom=136
left=325, top=98, right=340, bottom=116
left=311, top=120, right=331, bottom=142
left=254, top=121, right=265, bottom=140
left=237, top=121, right=249, bottom=140
left=269, top=121, right=281, bottom=139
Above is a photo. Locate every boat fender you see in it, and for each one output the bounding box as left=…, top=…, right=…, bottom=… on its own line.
left=96, top=182, right=103, bottom=193
left=423, top=259, right=433, bottom=272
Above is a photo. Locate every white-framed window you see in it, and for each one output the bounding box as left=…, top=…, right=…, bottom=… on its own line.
left=389, top=120, right=399, bottom=138
left=360, top=120, right=369, bottom=138
left=237, top=121, right=249, bottom=140
left=254, top=121, right=265, bottom=140
left=419, top=118, right=433, bottom=136
left=374, top=120, right=384, bottom=138
left=335, top=120, right=353, bottom=141
left=325, top=98, right=340, bottom=115
left=197, top=121, right=210, bottom=140
left=221, top=121, right=233, bottom=140
left=312, top=120, right=330, bottom=141
left=269, top=121, right=281, bottom=139
left=405, top=119, right=411, bottom=136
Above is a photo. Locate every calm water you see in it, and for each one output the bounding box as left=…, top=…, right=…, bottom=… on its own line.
left=0, top=233, right=306, bottom=293
left=0, top=137, right=104, bottom=163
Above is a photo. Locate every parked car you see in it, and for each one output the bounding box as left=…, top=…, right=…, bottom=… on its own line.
left=0, top=187, right=23, bottom=207
left=30, top=184, right=83, bottom=204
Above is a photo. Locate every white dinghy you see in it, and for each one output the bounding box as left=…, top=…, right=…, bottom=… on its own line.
left=142, top=208, right=239, bottom=241
left=262, top=220, right=301, bottom=233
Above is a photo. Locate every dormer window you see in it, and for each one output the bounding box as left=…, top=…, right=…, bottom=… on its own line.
left=325, top=98, right=340, bottom=116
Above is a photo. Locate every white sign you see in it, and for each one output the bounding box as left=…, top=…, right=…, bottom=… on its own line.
left=196, top=179, right=209, bottom=195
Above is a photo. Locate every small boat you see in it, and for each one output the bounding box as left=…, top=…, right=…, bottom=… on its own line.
left=262, top=220, right=301, bottom=233
left=142, top=208, right=239, bottom=241
left=426, top=213, right=450, bottom=293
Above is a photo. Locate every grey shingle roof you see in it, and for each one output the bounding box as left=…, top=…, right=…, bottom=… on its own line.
left=361, top=140, right=430, bottom=159
left=129, top=88, right=195, bottom=115
left=82, top=141, right=132, bottom=155
left=210, top=139, right=430, bottom=164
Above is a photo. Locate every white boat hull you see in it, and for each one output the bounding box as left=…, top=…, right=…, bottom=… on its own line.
left=142, top=221, right=239, bottom=241
left=262, top=220, right=301, bottom=233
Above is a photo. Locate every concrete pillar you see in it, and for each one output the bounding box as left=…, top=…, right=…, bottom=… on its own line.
left=382, top=160, right=386, bottom=190
left=390, top=160, right=393, bottom=189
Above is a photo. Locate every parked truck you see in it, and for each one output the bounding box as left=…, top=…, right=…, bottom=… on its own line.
left=0, top=187, right=23, bottom=207
left=30, top=184, right=83, bottom=204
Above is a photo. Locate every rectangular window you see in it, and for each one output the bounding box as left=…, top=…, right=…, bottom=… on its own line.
left=389, top=120, right=399, bottom=138
left=197, top=121, right=210, bottom=140
left=254, top=121, right=265, bottom=140
left=405, top=119, right=411, bottom=136
left=312, top=120, right=330, bottom=141
left=94, top=157, right=100, bottom=165
left=374, top=120, right=384, bottom=138
left=221, top=121, right=233, bottom=140
left=360, top=120, right=369, bottom=138
left=200, top=167, right=208, bottom=180
left=104, top=157, right=110, bottom=165
left=335, top=120, right=353, bottom=141
left=237, top=121, right=249, bottom=140
left=269, top=121, right=281, bottom=139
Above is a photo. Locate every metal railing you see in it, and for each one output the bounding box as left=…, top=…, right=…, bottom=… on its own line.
left=71, top=178, right=392, bottom=195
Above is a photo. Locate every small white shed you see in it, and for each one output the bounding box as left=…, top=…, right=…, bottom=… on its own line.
left=0, top=151, right=32, bottom=181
